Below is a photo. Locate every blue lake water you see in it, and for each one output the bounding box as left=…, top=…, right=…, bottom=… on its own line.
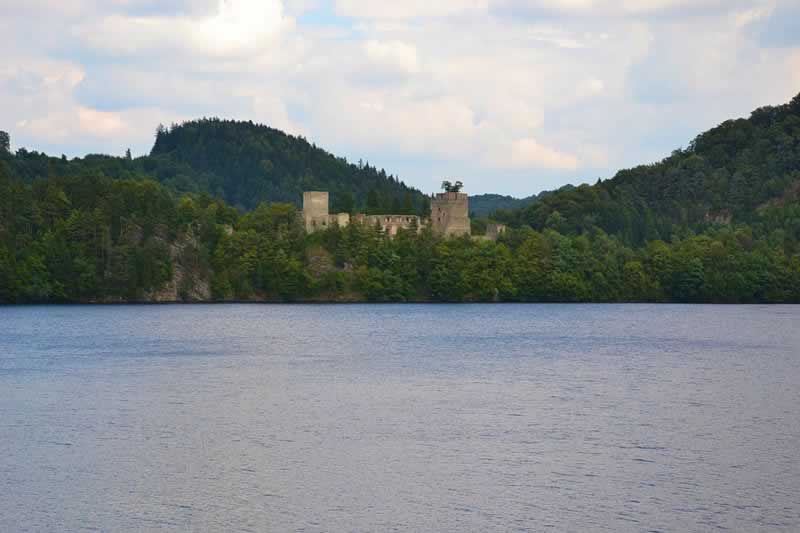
left=1, top=304, right=799, bottom=532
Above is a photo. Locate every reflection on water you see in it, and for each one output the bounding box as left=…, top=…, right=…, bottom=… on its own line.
left=1, top=304, right=799, bottom=532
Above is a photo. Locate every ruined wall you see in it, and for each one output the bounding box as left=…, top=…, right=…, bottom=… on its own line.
left=353, top=214, right=421, bottom=236
left=302, top=190, right=425, bottom=236
left=334, top=213, right=351, bottom=227
left=485, top=223, right=506, bottom=241
left=431, top=192, right=470, bottom=237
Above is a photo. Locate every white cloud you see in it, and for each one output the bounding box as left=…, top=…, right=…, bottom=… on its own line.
left=22, top=106, right=135, bottom=143
left=237, top=86, right=305, bottom=136
left=3, top=0, right=800, bottom=195
left=733, top=5, right=773, bottom=28
left=579, top=145, right=610, bottom=168
left=577, top=77, right=606, bottom=97
left=77, top=0, right=288, bottom=58
left=77, top=107, right=128, bottom=137
left=311, top=88, right=479, bottom=159
left=506, top=138, right=580, bottom=170
left=364, top=40, right=420, bottom=74
left=528, top=27, right=588, bottom=49
left=0, top=55, right=182, bottom=155
left=335, top=0, right=488, bottom=19
left=495, top=0, right=753, bottom=16
left=789, top=51, right=800, bottom=88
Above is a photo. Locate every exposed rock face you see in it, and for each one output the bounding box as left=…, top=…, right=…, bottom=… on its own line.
left=146, top=229, right=211, bottom=303
left=704, top=210, right=733, bottom=225
left=306, top=246, right=335, bottom=279
left=119, top=222, right=144, bottom=244
left=758, top=180, right=800, bottom=210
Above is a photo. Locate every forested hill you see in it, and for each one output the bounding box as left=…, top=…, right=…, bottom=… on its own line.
left=470, top=185, right=576, bottom=218
left=149, top=119, right=428, bottom=213
left=1, top=93, right=800, bottom=304
left=469, top=193, right=538, bottom=218
left=497, top=92, right=800, bottom=247
left=6, top=118, right=429, bottom=214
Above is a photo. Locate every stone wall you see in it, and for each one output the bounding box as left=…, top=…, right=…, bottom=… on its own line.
left=354, top=214, right=422, bottom=236
left=303, top=191, right=422, bottom=235
left=334, top=212, right=351, bottom=227
left=303, top=191, right=331, bottom=232
left=485, top=223, right=506, bottom=241
left=302, top=190, right=471, bottom=238
left=431, top=192, right=470, bottom=237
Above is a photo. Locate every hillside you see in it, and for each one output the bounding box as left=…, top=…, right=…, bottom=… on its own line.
left=498, top=92, right=800, bottom=247
left=149, top=119, right=429, bottom=213
left=1, top=92, right=799, bottom=304
left=469, top=193, right=538, bottom=218
left=470, top=185, right=576, bottom=218
left=7, top=118, right=430, bottom=214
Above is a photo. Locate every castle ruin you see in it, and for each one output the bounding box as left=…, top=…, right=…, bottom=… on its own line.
left=302, top=192, right=347, bottom=232
left=302, top=191, right=424, bottom=236
left=303, top=189, right=488, bottom=239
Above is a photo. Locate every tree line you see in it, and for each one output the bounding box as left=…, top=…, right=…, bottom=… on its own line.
left=1, top=168, right=798, bottom=303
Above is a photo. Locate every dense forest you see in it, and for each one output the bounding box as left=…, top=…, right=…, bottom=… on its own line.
left=469, top=193, right=539, bottom=218
left=1, top=93, right=799, bottom=304
left=469, top=186, right=575, bottom=218
left=7, top=119, right=429, bottom=214
left=496, top=93, right=800, bottom=248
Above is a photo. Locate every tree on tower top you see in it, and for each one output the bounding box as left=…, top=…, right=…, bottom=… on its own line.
left=441, top=180, right=463, bottom=193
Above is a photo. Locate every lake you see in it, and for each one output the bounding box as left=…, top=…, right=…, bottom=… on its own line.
left=1, top=304, right=799, bottom=532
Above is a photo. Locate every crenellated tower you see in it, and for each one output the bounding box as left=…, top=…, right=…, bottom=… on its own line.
left=430, top=192, right=470, bottom=237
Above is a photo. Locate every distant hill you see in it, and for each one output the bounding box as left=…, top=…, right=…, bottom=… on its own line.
left=498, top=92, right=800, bottom=246
left=7, top=118, right=430, bottom=214
left=469, top=186, right=576, bottom=218
left=148, top=119, right=429, bottom=213
left=469, top=194, right=538, bottom=218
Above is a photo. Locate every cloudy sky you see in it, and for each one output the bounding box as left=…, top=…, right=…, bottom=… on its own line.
left=2, top=0, right=799, bottom=196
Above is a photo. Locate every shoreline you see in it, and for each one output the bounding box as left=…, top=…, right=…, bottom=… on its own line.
left=1, top=300, right=796, bottom=306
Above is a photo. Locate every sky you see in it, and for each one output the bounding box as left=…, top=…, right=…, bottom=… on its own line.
left=2, top=0, right=800, bottom=197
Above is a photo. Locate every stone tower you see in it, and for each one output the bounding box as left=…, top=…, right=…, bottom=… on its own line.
left=431, top=192, right=470, bottom=237
left=303, top=191, right=330, bottom=232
